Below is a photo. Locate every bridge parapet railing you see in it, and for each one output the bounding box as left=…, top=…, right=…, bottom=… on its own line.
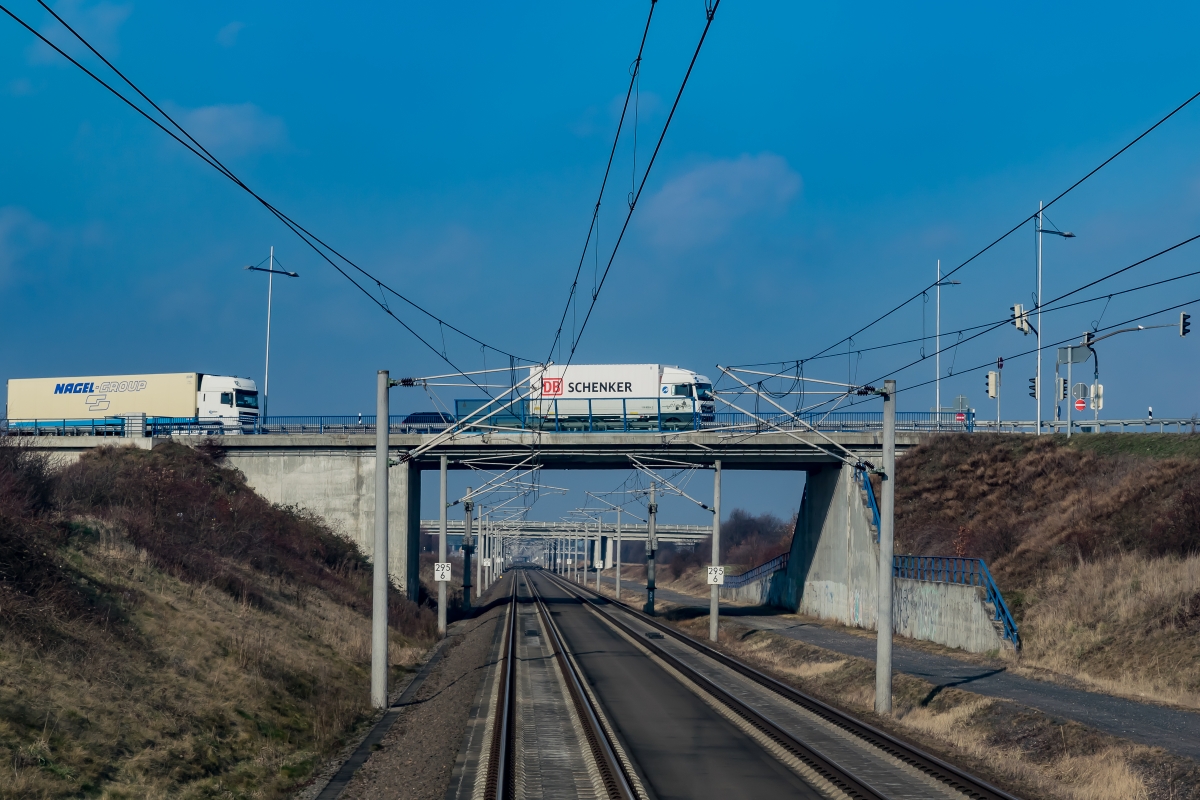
left=892, top=555, right=1020, bottom=648
left=724, top=552, right=789, bottom=588
left=1, top=409, right=980, bottom=437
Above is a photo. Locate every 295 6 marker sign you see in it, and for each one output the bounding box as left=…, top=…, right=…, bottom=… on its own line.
left=433, top=562, right=452, bottom=582
left=706, top=566, right=725, bottom=585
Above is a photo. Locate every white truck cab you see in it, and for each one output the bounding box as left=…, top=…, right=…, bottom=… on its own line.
left=197, top=375, right=260, bottom=425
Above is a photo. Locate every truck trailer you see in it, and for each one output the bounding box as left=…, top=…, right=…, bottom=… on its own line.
left=5, top=373, right=259, bottom=432
left=522, top=364, right=714, bottom=430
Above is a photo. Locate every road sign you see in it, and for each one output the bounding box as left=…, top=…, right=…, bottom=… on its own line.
left=1074, top=398, right=1086, bottom=412
left=955, top=412, right=966, bottom=422
left=1071, top=382, right=1089, bottom=400
left=482, top=558, right=492, bottom=567
left=433, top=562, right=452, bottom=582
left=707, top=566, right=725, bottom=585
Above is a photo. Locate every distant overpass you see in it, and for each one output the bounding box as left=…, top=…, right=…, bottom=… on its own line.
left=421, top=518, right=711, bottom=543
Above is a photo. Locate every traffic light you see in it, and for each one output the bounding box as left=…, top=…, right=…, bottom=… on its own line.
left=1056, top=377, right=1068, bottom=401
left=1028, top=377, right=1038, bottom=399
left=1182, top=311, right=1191, bottom=337
left=1011, top=304, right=1031, bottom=334
left=1091, top=383, right=1104, bottom=411
left=986, top=371, right=999, bottom=399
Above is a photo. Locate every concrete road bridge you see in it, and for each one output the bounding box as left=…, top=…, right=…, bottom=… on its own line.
left=19, top=420, right=1026, bottom=658
left=22, top=427, right=918, bottom=595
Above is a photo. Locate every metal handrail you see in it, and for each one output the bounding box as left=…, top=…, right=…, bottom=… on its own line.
left=892, top=555, right=1020, bottom=648
left=724, top=552, right=789, bottom=588
left=859, top=470, right=881, bottom=539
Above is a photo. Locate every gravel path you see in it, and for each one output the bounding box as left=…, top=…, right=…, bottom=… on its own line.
left=339, top=587, right=509, bottom=800
left=597, top=573, right=1200, bottom=762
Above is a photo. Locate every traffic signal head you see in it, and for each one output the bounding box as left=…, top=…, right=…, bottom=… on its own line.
left=1028, top=377, right=1038, bottom=399
left=1182, top=311, right=1191, bottom=337
left=1011, top=304, right=1030, bottom=334
left=1090, top=383, right=1104, bottom=411
left=1056, top=377, right=1068, bottom=401
left=986, top=371, right=998, bottom=399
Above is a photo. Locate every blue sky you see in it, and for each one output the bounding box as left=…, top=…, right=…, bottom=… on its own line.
left=4, top=2, right=1200, bottom=523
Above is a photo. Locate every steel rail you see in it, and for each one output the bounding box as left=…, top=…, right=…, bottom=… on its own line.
left=483, top=575, right=519, bottom=800
left=550, top=571, right=1020, bottom=800
left=526, top=571, right=639, bottom=800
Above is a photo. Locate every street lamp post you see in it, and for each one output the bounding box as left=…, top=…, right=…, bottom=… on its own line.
left=1036, top=202, right=1075, bottom=435
left=934, top=260, right=960, bottom=426
left=244, top=247, right=299, bottom=422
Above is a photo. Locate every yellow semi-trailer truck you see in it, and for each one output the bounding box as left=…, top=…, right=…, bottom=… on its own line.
left=5, top=373, right=259, bottom=429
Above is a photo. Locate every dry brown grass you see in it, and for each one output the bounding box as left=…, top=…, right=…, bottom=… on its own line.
left=674, top=616, right=1184, bottom=800
left=890, top=434, right=1200, bottom=706
left=0, top=441, right=437, bottom=799
left=1015, top=552, right=1200, bottom=707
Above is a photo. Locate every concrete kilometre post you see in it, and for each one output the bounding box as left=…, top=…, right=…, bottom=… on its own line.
left=438, top=454, right=448, bottom=636
left=645, top=483, right=657, bottom=615
left=875, top=379, right=897, bottom=714
left=462, top=488, right=473, bottom=612
left=371, top=370, right=389, bottom=709
left=709, top=460, right=722, bottom=642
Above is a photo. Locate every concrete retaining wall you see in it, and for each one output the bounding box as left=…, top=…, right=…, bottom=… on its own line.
left=893, top=578, right=1005, bottom=653
left=774, top=463, right=1007, bottom=653
left=225, top=448, right=422, bottom=600
left=20, top=436, right=424, bottom=600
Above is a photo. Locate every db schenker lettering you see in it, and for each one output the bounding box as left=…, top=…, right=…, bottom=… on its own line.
left=567, top=382, right=633, bottom=393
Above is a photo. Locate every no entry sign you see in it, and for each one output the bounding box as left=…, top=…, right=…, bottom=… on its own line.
left=1074, top=398, right=1086, bottom=411
left=955, top=412, right=966, bottom=422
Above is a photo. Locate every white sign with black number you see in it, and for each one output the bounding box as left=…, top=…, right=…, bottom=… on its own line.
left=433, top=562, right=452, bottom=582
left=483, top=558, right=492, bottom=567
left=707, top=566, right=725, bottom=585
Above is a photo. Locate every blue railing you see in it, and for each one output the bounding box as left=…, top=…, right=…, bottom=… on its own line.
left=892, top=555, right=1020, bottom=648
left=724, top=552, right=789, bottom=588
left=859, top=470, right=881, bottom=539
left=2, top=408, right=977, bottom=437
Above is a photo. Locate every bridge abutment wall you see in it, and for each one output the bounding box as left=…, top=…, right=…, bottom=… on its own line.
left=768, top=463, right=1005, bottom=653
left=224, top=448, right=422, bottom=600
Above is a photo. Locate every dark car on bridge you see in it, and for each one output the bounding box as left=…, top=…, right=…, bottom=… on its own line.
left=401, top=411, right=454, bottom=432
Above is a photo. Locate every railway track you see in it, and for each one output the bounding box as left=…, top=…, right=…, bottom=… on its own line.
left=547, top=569, right=1020, bottom=800
left=480, top=569, right=641, bottom=800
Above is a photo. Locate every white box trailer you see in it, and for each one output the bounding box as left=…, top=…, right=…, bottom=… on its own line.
left=5, top=373, right=259, bottom=430
left=527, top=364, right=714, bottom=428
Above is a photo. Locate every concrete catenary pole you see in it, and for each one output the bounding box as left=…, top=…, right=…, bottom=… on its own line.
left=475, top=507, right=483, bottom=596
left=875, top=379, right=897, bottom=714
left=615, top=508, right=622, bottom=601
left=371, top=369, right=390, bottom=709
left=709, top=460, right=722, bottom=642
left=596, top=520, right=602, bottom=593
left=462, top=489, right=473, bottom=613
left=645, top=483, right=657, bottom=615
left=438, top=454, right=448, bottom=636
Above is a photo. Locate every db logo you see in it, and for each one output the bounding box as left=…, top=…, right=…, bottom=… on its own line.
left=542, top=377, right=564, bottom=397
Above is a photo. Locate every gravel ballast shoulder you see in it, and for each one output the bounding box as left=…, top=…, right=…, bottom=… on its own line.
left=339, top=585, right=510, bottom=800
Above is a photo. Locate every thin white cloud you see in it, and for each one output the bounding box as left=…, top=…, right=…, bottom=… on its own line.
left=639, top=153, right=801, bottom=249
left=7, top=78, right=36, bottom=97
left=0, top=207, right=51, bottom=287
left=216, top=21, right=244, bottom=48
left=27, top=0, right=132, bottom=65
left=172, top=103, right=288, bottom=157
